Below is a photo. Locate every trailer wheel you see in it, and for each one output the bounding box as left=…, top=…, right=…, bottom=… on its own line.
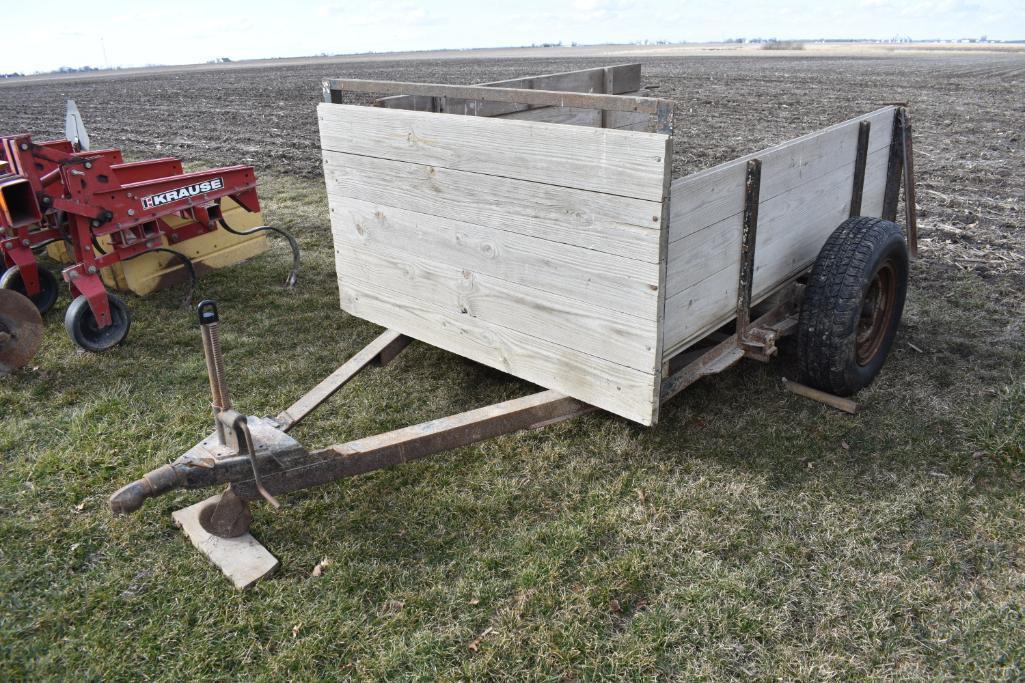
left=64, top=293, right=131, bottom=352
left=0, top=266, right=59, bottom=314
left=797, top=216, right=908, bottom=396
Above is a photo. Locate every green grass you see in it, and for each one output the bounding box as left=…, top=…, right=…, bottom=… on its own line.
left=2, top=174, right=1023, bottom=680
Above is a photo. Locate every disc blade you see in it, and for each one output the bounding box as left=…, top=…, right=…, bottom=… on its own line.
left=0, top=289, right=44, bottom=374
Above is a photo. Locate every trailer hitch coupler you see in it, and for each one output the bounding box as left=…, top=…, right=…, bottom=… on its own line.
left=108, top=463, right=182, bottom=514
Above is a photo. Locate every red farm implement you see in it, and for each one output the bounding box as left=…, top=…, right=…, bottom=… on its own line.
left=0, top=102, right=298, bottom=359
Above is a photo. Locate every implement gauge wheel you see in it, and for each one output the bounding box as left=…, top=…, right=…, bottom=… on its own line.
left=64, top=293, right=131, bottom=352
left=0, top=266, right=59, bottom=314
left=797, top=216, right=909, bottom=396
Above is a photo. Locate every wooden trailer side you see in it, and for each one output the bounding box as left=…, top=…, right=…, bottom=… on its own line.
left=319, top=103, right=671, bottom=425
left=374, top=63, right=650, bottom=130
left=662, top=106, right=898, bottom=359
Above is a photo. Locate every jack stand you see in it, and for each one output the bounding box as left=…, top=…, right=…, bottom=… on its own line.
left=173, top=488, right=278, bottom=590
left=169, top=301, right=281, bottom=589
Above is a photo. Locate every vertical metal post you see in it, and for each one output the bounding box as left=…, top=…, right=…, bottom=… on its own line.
left=850, top=120, right=871, bottom=217
left=198, top=300, right=232, bottom=445
left=882, top=108, right=905, bottom=223
left=736, top=158, right=762, bottom=339
left=901, top=107, right=919, bottom=258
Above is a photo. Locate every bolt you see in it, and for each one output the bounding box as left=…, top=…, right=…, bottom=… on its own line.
left=19, top=143, right=28, bottom=151
left=87, top=266, right=98, bottom=274
left=127, top=209, right=135, bottom=216
left=22, top=239, right=30, bottom=247
left=91, top=220, right=100, bottom=227
left=84, top=161, right=92, bottom=169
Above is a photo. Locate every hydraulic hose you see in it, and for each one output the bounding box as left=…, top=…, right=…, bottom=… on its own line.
left=218, top=217, right=300, bottom=288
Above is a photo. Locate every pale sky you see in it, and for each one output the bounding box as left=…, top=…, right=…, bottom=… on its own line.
left=2, top=0, right=1022, bottom=74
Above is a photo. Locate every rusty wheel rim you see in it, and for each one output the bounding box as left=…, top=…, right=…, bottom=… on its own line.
left=855, top=259, right=898, bottom=366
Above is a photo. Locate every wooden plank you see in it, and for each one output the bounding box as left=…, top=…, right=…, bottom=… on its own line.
left=666, top=145, right=890, bottom=299
left=495, top=105, right=650, bottom=130
left=172, top=496, right=279, bottom=590
left=668, top=107, right=896, bottom=243
left=324, top=79, right=668, bottom=115
left=318, top=103, right=670, bottom=201
left=333, top=242, right=658, bottom=372
left=275, top=329, right=408, bottom=431
left=322, top=150, right=664, bottom=263
left=496, top=105, right=600, bottom=127
left=327, top=196, right=660, bottom=318
left=337, top=277, right=660, bottom=425
left=662, top=146, right=890, bottom=355
left=376, top=64, right=641, bottom=115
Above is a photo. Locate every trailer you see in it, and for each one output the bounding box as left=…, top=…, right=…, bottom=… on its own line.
left=110, top=64, right=917, bottom=588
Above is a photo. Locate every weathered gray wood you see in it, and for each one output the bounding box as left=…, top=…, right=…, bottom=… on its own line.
left=172, top=496, right=279, bottom=590
left=327, top=196, right=660, bottom=318
left=275, top=329, right=408, bottom=431
left=495, top=105, right=651, bottom=130
left=663, top=145, right=890, bottom=356
left=336, top=279, right=660, bottom=424
left=668, top=107, right=896, bottom=243
left=662, top=107, right=896, bottom=358
left=376, top=64, right=642, bottom=116
left=324, top=79, right=668, bottom=115
left=318, top=103, right=670, bottom=201
left=321, top=150, right=664, bottom=263
left=333, top=243, right=658, bottom=371
left=666, top=145, right=890, bottom=299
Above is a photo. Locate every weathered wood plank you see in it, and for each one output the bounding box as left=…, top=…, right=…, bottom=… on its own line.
left=337, top=277, right=660, bottom=425
left=322, top=150, right=664, bottom=262
left=495, top=105, right=651, bottom=131
left=376, top=64, right=641, bottom=115
left=275, top=329, right=408, bottom=431
left=328, top=195, right=660, bottom=318
left=333, top=242, right=658, bottom=372
left=668, top=107, right=896, bottom=243
left=318, top=103, right=670, bottom=201
left=662, top=146, right=890, bottom=355
left=666, top=145, right=890, bottom=299
left=325, top=79, right=667, bottom=115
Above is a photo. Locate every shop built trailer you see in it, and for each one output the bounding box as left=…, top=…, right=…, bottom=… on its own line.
left=110, top=64, right=916, bottom=587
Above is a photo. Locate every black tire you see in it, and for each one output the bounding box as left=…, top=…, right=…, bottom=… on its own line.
left=797, top=216, right=909, bottom=396
left=64, top=293, right=131, bottom=352
left=0, top=266, right=59, bottom=314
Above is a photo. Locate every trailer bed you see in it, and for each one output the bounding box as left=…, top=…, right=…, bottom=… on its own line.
left=318, top=65, right=902, bottom=425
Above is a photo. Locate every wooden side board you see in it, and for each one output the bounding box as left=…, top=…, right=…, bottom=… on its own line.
left=375, top=64, right=641, bottom=117
left=319, top=103, right=669, bottom=200
left=321, top=150, right=664, bottom=263
left=320, top=102, right=671, bottom=425
left=662, top=107, right=897, bottom=358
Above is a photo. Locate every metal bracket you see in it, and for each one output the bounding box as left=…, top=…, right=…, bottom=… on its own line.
left=736, top=158, right=762, bottom=341
left=850, top=120, right=871, bottom=217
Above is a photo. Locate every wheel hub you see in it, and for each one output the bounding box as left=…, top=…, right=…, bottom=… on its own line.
left=855, top=260, right=898, bottom=366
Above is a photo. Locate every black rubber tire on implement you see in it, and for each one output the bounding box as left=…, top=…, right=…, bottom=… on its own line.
left=797, top=216, right=909, bottom=396
left=64, top=293, right=131, bottom=352
left=0, top=266, right=59, bottom=314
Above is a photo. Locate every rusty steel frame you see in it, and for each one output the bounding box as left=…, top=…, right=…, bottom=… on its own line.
left=882, top=106, right=918, bottom=257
